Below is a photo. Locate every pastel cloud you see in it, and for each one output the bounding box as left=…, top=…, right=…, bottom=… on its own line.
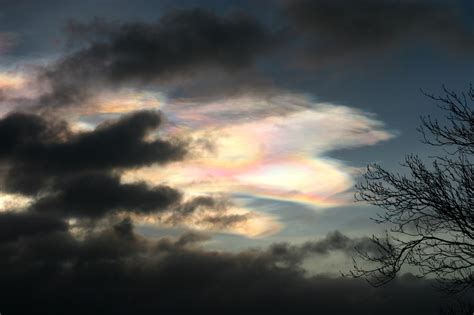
left=123, top=93, right=395, bottom=211
left=0, top=74, right=394, bottom=237
left=128, top=204, right=283, bottom=238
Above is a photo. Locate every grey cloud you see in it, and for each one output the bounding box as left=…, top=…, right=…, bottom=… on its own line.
left=0, top=223, right=468, bottom=315
left=32, top=172, right=182, bottom=219
left=0, top=110, right=186, bottom=195
left=266, top=230, right=379, bottom=267
left=0, top=211, right=67, bottom=243
left=283, top=0, right=474, bottom=66
left=38, top=8, right=278, bottom=107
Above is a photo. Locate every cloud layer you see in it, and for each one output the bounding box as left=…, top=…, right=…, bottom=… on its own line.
left=284, top=0, right=474, bottom=67
left=0, top=218, right=455, bottom=315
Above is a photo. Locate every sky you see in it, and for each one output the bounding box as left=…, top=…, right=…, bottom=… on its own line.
left=0, top=0, right=473, bottom=314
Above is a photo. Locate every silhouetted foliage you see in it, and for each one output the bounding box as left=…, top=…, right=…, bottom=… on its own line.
left=352, top=86, right=473, bottom=294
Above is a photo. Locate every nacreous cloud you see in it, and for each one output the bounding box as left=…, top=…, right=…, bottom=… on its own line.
left=124, top=93, right=395, bottom=209
left=0, top=110, right=280, bottom=237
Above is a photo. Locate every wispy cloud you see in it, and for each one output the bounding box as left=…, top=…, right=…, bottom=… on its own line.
left=124, top=93, right=395, bottom=212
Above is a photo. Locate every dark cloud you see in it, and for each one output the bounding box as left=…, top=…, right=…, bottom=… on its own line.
left=0, top=110, right=191, bottom=220
left=265, top=230, right=379, bottom=267
left=25, top=1, right=473, bottom=108
left=0, top=109, right=245, bottom=225
left=283, top=0, right=474, bottom=65
left=38, top=8, right=278, bottom=107
left=0, top=211, right=67, bottom=243
left=0, top=224, right=468, bottom=315
left=32, top=172, right=181, bottom=218
left=113, top=217, right=135, bottom=239
left=23, top=110, right=184, bottom=171
left=1, top=3, right=473, bottom=313
left=173, top=231, right=211, bottom=247
left=173, top=195, right=220, bottom=217
left=299, top=230, right=377, bottom=255
left=0, top=112, right=70, bottom=159
left=162, top=195, right=253, bottom=230
left=200, top=212, right=250, bottom=227
left=166, top=195, right=228, bottom=223
left=0, top=110, right=186, bottom=195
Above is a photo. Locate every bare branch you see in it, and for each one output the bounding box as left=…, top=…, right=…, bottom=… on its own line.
left=353, top=86, right=474, bottom=294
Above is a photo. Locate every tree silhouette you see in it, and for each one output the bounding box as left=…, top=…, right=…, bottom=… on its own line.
left=352, top=86, right=473, bottom=294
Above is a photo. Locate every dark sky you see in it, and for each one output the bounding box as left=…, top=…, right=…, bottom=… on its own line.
left=0, top=0, right=473, bottom=314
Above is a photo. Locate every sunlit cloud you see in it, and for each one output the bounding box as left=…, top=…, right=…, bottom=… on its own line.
left=0, top=193, right=33, bottom=212
left=0, top=72, right=24, bottom=90
left=0, top=70, right=43, bottom=115
left=0, top=69, right=165, bottom=117
left=0, top=76, right=395, bottom=237
left=128, top=205, right=283, bottom=239
left=67, top=90, right=165, bottom=116
left=123, top=93, right=395, bottom=211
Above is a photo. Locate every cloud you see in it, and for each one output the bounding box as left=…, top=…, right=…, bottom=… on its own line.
left=134, top=195, right=283, bottom=238
left=0, top=100, right=466, bottom=314
left=37, top=9, right=278, bottom=107
left=32, top=172, right=182, bottom=219
left=0, top=223, right=463, bottom=315
left=125, top=94, right=395, bottom=209
left=0, top=109, right=279, bottom=237
left=2, top=1, right=473, bottom=112
left=0, top=110, right=186, bottom=195
left=283, top=0, right=474, bottom=66
left=0, top=211, right=67, bottom=243
left=0, top=110, right=184, bottom=218
left=265, top=230, right=382, bottom=267
left=6, top=1, right=472, bottom=111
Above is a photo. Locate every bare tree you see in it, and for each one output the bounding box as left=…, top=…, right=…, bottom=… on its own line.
left=352, top=86, right=473, bottom=294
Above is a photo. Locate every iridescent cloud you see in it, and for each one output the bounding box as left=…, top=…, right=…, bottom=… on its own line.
left=124, top=93, right=395, bottom=210
left=0, top=69, right=395, bottom=237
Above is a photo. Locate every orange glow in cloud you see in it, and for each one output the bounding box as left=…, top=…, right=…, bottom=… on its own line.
left=0, top=72, right=24, bottom=90
left=81, top=90, right=164, bottom=114
left=129, top=205, right=283, bottom=238
left=0, top=70, right=48, bottom=116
